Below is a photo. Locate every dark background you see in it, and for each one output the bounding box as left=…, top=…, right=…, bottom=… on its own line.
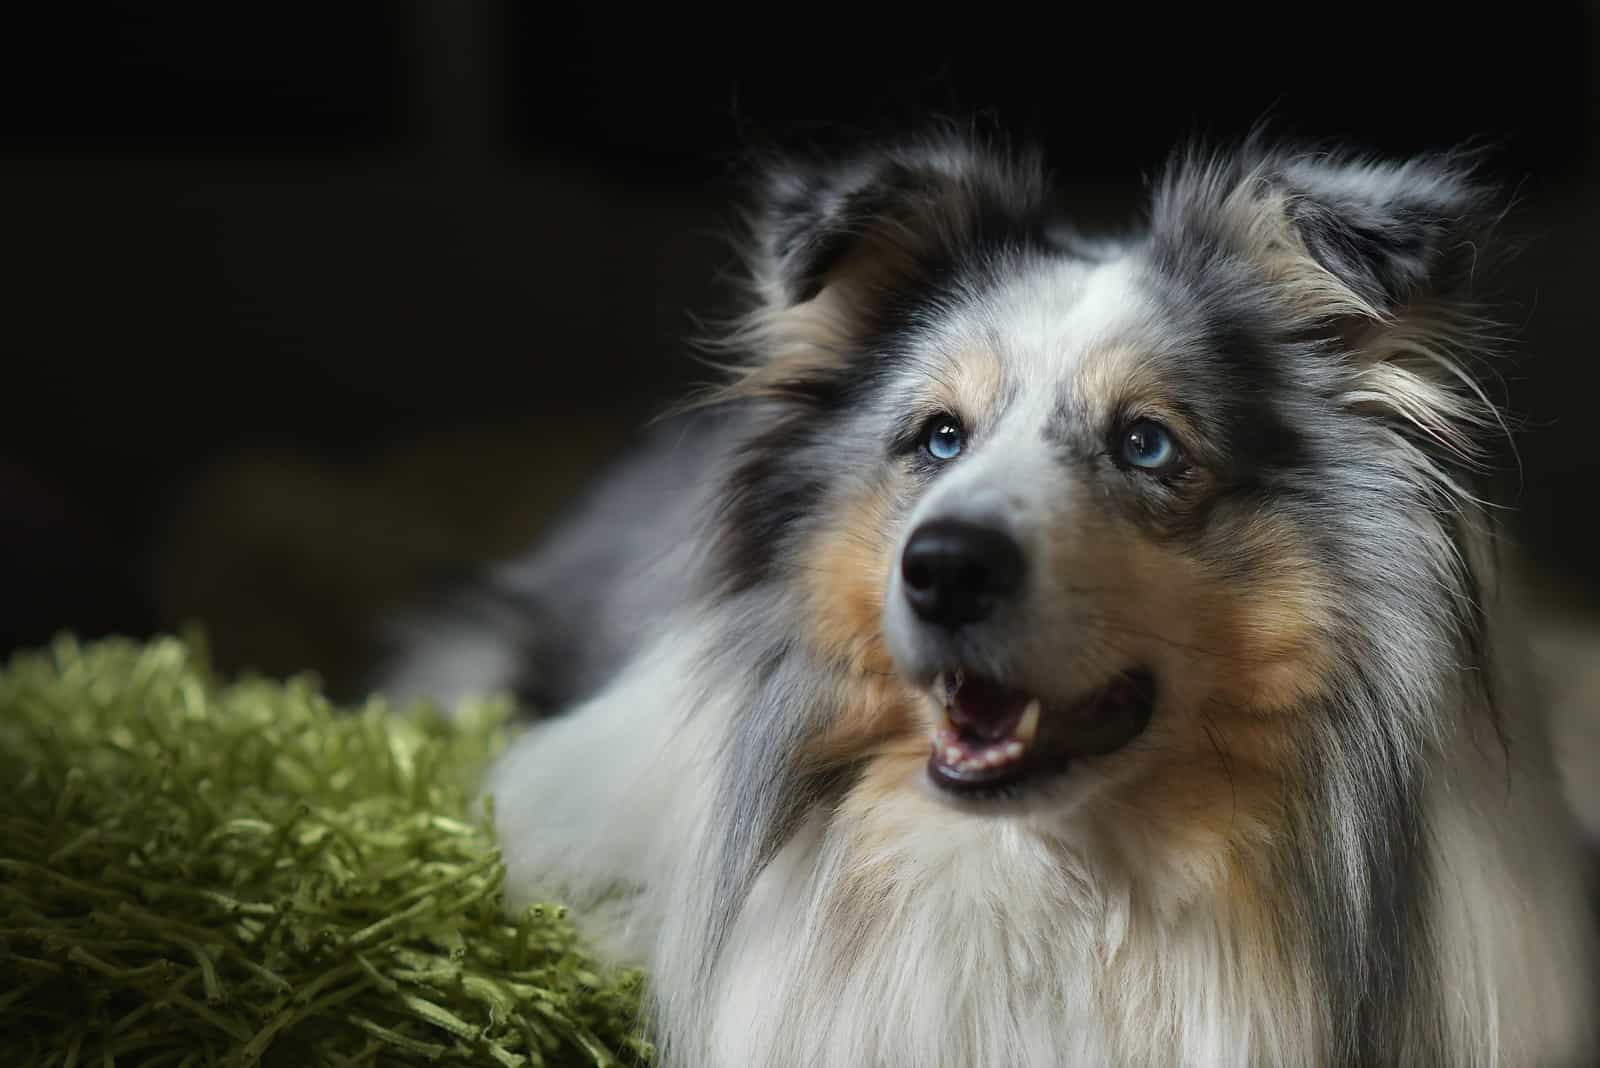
left=3, top=5, right=1597, bottom=696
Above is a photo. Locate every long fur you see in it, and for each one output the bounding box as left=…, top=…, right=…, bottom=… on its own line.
left=381, top=128, right=1599, bottom=1067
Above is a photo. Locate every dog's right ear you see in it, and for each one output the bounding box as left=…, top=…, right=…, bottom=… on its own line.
left=755, top=140, right=1049, bottom=306
left=730, top=135, right=1053, bottom=377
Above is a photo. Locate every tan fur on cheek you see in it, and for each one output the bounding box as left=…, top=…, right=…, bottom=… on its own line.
left=802, top=482, right=899, bottom=678
left=1059, top=511, right=1334, bottom=863
left=804, top=676, right=924, bottom=770
left=799, top=481, right=924, bottom=766
left=1198, top=512, right=1337, bottom=716
left=1144, top=535, right=1334, bottom=857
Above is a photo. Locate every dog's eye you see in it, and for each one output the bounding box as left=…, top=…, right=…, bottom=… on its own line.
left=1121, top=419, right=1178, bottom=470
left=922, top=415, right=966, bottom=461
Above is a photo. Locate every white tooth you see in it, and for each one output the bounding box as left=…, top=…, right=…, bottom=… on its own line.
left=1015, top=700, right=1041, bottom=746
left=946, top=746, right=964, bottom=765
left=1002, top=740, right=1025, bottom=761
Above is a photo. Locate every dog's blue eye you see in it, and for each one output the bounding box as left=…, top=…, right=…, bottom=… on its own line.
left=1122, top=419, right=1177, bottom=470
left=923, top=416, right=965, bottom=461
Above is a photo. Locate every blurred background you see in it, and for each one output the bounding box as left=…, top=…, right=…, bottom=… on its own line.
left=2, top=4, right=1597, bottom=698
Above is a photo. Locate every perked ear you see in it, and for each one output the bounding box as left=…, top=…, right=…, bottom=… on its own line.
left=1273, top=154, right=1496, bottom=316
left=736, top=133, right=1053, bottom=350
left=1153, top=142, right=1501, bottom=324
left=1154, top=143, right=1510, bottom=476
left=704, top=132, right=1053, bottom=402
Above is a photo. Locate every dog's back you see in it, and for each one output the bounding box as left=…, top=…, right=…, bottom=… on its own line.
left=377, top=410, right=733, bottom=711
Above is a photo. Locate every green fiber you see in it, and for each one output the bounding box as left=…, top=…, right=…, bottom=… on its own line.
left=0, top=634, right=652, bottom=1066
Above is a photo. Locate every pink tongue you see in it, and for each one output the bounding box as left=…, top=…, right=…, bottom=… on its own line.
left=949, top=678, right=1030, bottom=742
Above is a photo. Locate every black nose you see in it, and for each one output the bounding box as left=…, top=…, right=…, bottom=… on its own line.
left=900, top=519, right=1024, bottom=628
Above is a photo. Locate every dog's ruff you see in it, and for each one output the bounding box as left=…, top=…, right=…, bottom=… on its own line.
left=385, top=129, right=1599, bottom=1067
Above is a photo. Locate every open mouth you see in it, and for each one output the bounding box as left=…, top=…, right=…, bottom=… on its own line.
left=927, top=668, right=1156, bottom=795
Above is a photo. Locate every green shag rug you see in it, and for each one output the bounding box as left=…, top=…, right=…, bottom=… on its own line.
left=0, top=634, right=653, bottom=1067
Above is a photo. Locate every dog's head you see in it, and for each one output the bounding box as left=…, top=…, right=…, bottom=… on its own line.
left=710, top=129, right=1503, bottom=857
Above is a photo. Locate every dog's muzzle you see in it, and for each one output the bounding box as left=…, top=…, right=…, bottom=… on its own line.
left=897, top=518, right=1155, bottom=797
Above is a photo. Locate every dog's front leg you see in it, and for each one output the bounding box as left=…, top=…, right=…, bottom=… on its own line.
left=480, top=623, right=721, bottom=966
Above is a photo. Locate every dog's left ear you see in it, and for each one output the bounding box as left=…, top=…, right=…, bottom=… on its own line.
left=1155, top=146, right=1499, bottom=325
left=1272, top=155, right=1494, bottom=317
left=1158, top=146, right=1508, bottom=471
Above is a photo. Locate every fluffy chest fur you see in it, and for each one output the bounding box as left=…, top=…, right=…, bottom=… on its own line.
left=710, top=788, right=1321, bottom=1068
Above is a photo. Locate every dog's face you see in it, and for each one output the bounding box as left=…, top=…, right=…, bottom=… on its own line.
left=875, top=254, right=1326, bottom=812
left=717, top=135, right=1494, bottom=851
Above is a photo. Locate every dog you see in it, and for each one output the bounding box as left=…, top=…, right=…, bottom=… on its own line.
left=379, top=128, right=1599, bottom=1066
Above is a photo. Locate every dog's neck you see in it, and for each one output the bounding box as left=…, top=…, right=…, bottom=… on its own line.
left=695, top=749, right=1332, bottom=1067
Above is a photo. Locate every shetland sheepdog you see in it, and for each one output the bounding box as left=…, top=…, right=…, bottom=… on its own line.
left=381, top=128, right=1599, bottom=1066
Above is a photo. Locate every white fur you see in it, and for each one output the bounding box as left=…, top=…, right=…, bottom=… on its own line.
left=484, top=620, right=721, bottom=967
left=379, top=615, right=522, bottom=710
